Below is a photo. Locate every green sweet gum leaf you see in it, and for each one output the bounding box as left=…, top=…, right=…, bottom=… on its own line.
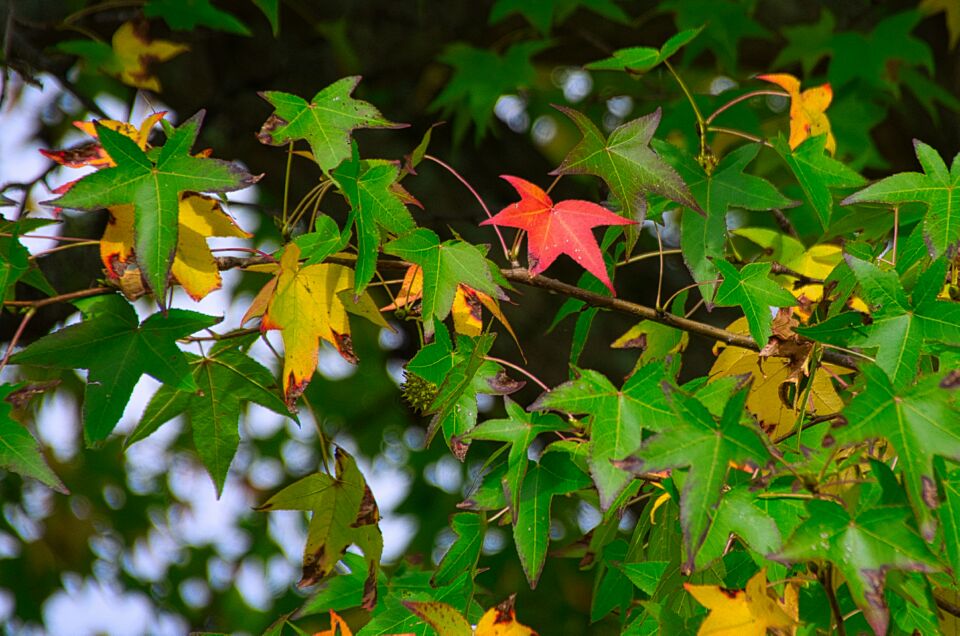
left=258, top=76, right=407, bottom=174
left=10, top=294, right=220, bottom=444
left=46, top=112, right=256, bottom=304
left=129, top=341, right=294, bottom=496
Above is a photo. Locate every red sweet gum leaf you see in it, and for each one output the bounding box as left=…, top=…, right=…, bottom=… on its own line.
left=481, top=175, right=635, bottom=294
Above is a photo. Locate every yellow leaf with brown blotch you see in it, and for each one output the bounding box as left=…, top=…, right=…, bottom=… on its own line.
left=685, top=568, right=795, bottom=636
left=244, top=244, right=386, bottom=406
left=100, top=193, right=251, bottom=301
left=313, top=610, right=352, bottom=636
left=383, top=264, right=521, bottom=352
left=710, top=317, right=851, bottom=440
left=757, top=73, right=835, bottom=155
left=41, top=112, right=165, bottom=170
left=110, top=21, right=188, bottom=91
left=475, top=595, right=539, bottom=636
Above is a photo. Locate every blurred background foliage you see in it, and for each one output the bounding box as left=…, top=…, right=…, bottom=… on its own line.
left=0, top=0, right=958, bottom=633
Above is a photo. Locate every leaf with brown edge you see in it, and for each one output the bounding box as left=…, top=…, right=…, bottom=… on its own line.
left=481, top=175, right=635, bottom=294
left=255, top=447, right=382, bottom=608
left=757, top=73, right=836, bottom=154
left=101, top=194, right=250, bottom=301
left=710, top=317, right=851, bottom=440
left=58, top=21, right=188, bottom=92
left=243, top=243, right=387, bottom=407
left=40, top=112, right=165, bottom=170
left=383, top=264, right=520, bottom=350
left=475, top=595, right=539, bottom=636
left=685, top=568, right=795, bottom=636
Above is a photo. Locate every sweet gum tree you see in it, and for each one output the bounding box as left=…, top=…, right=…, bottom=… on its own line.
left=1, top=1, right=959, bottom=634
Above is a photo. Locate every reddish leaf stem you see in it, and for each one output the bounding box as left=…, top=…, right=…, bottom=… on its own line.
left=0, top=308, right=35, bottom=373
left=423, top=154, right=510, bottom=260
left=484, top=355, right=550, bottom=392
left=2, top=286, right=113, bottom=309
left=705, top=89, right=789, bottom=125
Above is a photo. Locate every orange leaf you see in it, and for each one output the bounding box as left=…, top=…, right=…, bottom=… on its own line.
left=685, top=568, right=795, bottom=636
left=475, top=596, right=538, bottom=636
left=313, top=610, right=353, bottom=636
left=758, top=73, right=835, bottom=155
left=246, top=244, right=383, bottom=406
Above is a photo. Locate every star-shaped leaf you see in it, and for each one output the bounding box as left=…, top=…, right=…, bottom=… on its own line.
left=551, top=106, right=699, bottom=221
left=10, top=294, right=219, bottom=443
left=431, top=512, right=485, bottom=588
left=585, top=27, right=701, bottom=72
left=713, top=260, right=797, bottom=347
left=489, top=0, right=628, bottom=34
left=0, top=384, right=67, bottom=493
left=431, top=41, right=549, bottom=144
left=842, top=139, right=960, bottom=258
left=256, top=447, right=382, bottom=607
left=834, top=364, right=960, bottom=541
left=331, top=146, right=415, bottom=294
left=258, top=77, right=406, bottom=174
left=652, top=142, right=795, bottom=297
left=773, top=499, right=940, bottom=635
left=757, top=73, right=836, bottom=154
left=530, top=362, right=673, bottom=510
left=462, top=397, right=568, bottom=515
left=242, top=243, right=387, bottom=407
left=514, top=449, right=591, bottom=587
left=144, top=0, right=251, bottom=35
left=659, top=0, right=769, bottom=71
left=47, top=112, right=256, bottom=303
left=129, top=339, right=293, bottom=495
left=798, top=256, right=960, bottom=389
left=615, top=384, right=771, bottom=573
left=384, top=228, right=500, bottom=339
left=771, top=134, right=865, bottom=228
left=58, top=21, right=189, bottom=92
left=685, top=568, right=795, bottom=636
left=481, top=175, right=636, bottom=294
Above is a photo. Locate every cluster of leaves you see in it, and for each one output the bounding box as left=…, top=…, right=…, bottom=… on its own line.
left=2, top=1, right=960, bottom=634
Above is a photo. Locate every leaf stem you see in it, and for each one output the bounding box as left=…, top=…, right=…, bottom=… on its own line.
left=705, top=90, right=789, bottom=125
left=484, top=355, right=550, bottom=392
left=0, top=308, right=35, bottom=373
left=423, top=154, right=510, bottom=261
left=707, top=126, right=771, bottom=147
left=616, top=248, right=682, bottom=268
left=29, top=240, right=100, bottom=259
left=660, top=279, right=721, bottom=314
left=281, top=142, right=295, bottom=235
left=663, top=59, right=709, bottom=163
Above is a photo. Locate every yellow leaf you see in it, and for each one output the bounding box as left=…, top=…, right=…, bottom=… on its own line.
left=383, top=265, right=521, bottom=352
left=40, top=112, right=165, bottom=170
left=758, top=73, right=835, bottom=155
left=710, top=318, right=851, bottom=440
left=475, top=596, right=538, bottom=636
left=921, top=0, right=960, bottom=49
left=100, top=193, right=251, bottom=301
left=110, top=21, right=188, bottom=91
left=685, top=569, right=795, bottom=636
left=250, top=244, right=382, bottom=406
left=313, top=609, right=353, bottom=636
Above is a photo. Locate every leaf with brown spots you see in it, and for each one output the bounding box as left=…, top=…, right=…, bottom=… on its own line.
left=837, top=364, right=960, bottom=541
left=757, top=73, right=836, bottom=154
left=774, top=499, right=940, bottom=636
left=255, top=447, right=382, bottom=608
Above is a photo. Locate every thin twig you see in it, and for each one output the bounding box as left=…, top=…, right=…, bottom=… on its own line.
left=2, top=286, right=112, bottom=309
left=936, top=594, right=960, bottom=619
left=616, top=248, right=682, bottom=268
left=0, top=308, right=35, bottom=372
left=707, top=126, right=772, bottom=147
left=821, top=564, right=847, bottom=636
